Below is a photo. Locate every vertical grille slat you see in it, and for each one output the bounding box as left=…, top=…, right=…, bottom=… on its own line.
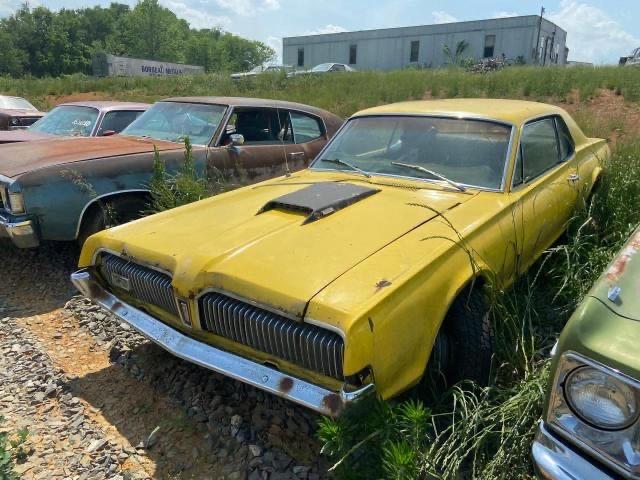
left=198, top=292, right=344, bottom=380
left=98, top=253, right=178, bottom=317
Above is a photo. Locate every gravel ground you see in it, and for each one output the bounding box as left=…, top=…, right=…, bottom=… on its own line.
left=0, top=239, right=329, bottom=479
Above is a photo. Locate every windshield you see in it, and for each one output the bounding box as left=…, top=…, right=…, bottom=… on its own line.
left=0, top=96, right=36, bottom=110
left=121, top=102, right=226, bottom=145
left=312, top=63, right=333, bottom=72
left=312, top=116, right=512, bottom=190
left=30, top=105, right=99, bottom=136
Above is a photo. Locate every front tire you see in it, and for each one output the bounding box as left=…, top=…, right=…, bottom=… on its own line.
left=425, top=287, right=494, bottom=392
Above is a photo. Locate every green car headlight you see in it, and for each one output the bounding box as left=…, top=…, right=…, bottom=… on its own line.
left=565, top=366, right=638, bottom=430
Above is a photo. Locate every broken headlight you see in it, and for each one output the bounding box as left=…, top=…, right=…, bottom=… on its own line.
left=546, top=352, right=640, bottom=477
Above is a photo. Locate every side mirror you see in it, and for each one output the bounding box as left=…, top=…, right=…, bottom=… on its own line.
left=100, top=130, right=117, bottom=137
left=229, top=133, right=245, bottom=146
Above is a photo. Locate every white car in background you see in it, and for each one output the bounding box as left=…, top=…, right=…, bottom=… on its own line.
left=230, top=65, right=293, bottom=79
left=620, top=47, right=640, bottom=66
left=288, top=63, right=357, bottom=77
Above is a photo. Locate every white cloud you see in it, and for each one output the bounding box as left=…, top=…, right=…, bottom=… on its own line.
left=266, top=35, right=282, bottom=62
left=431, top=11, right=457, bottom=24
left=548, top=0, right=639, bottom=64
left=162, top=0, right=231, bottom=28
left=492, top=11, right=519, bottom=18
left=0, top=0, right=21, bottom=17
left=306, top=24, right=347, bottom=35
left=214, top=0, right=280, bottom=16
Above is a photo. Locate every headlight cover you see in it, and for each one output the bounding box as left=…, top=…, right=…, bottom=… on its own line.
left=565, top=366, right=638, bottom=430
left=546, top=352, right=640, bottom=478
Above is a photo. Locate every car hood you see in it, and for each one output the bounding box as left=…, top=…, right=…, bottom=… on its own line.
left=588, top=227, right=640, bottom=321
left=0, top=135, right=183, bottom=178
left=84, top=174, right=473, bottom=318
left=0, top=130, right=54, bottom=144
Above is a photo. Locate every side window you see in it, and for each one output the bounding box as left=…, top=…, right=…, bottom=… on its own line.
left=290, top=112, right=323, bottom=143
left=98, top=110, right=144, bottom=135
left=330, top=64, right=346, bottom=72
left=555, top=116, right=574, bottom=161
left=224, top=108, right=286, bottom=145
left=519, top=118, right=561, bottom=183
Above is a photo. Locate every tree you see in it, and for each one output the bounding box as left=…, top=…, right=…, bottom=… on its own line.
left=443, top=40, right=470, bottom=66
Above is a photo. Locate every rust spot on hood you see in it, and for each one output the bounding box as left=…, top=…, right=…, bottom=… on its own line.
left=606, top=231, right=640, bottom=281
left=0, top=135, right=183, bottom=178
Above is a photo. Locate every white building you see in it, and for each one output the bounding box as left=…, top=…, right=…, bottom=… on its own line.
left=283, top=16, right=567, bottom=70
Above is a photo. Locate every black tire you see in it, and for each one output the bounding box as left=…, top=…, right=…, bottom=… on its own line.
left=425, top=287, right=494, bottom=391
left=77, top=195, right=146, bottom=246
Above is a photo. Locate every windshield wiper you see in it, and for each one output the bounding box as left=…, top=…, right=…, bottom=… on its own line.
left=322, top=158, right=371, bottom=178
left=391, top=162, right=466, bottom=192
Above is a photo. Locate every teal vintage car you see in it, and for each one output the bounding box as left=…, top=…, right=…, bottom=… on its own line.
left=533, top=227, right=640, bottom=479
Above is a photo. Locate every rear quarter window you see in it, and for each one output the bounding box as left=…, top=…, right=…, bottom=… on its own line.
left=290, top=112, right=323, bottom=143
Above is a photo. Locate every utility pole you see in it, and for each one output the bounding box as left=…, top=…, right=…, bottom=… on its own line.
left=535, top=6, right=545, bottom=65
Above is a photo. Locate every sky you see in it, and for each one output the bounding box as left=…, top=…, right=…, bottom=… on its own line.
left=1, top=0, right=639, bottom=64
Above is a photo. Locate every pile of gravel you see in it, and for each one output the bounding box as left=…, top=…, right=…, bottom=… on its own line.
left=67, top=296, right=330, bottom=480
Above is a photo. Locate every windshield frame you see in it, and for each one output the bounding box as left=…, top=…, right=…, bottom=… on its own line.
left=309, top=114, right=516, bottom=192
left=119, top=100, right=228, bottom=147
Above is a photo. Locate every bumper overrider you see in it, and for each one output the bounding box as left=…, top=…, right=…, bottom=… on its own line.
left=532, top=421, right=618, bottom=480
left=71, top=269, right=375, bottom=416
left=0, top=211, right=39, bottom=248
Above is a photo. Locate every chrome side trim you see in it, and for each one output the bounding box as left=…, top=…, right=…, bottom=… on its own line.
left=71, top=269, right=375, bottom=416
left=532, top=421, right=616, bottom=480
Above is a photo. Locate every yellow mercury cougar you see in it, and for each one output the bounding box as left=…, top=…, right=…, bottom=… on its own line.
left=72, top=99, right=608, bottom=416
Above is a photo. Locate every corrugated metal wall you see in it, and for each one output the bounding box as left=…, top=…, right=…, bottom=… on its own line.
left=283, top=16, right=567, bottom=70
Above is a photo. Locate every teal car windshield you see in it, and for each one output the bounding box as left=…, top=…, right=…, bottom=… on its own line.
left=121, top=102, right=226, bottom=145
left=311, top=116, right=512, bottom=190
left=30, top=106, right=99, bottom=136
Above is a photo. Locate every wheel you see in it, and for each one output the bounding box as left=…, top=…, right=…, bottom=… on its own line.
left=426, top=287, right=494, bottom=390
left=77, top=195, right=147, bottom=246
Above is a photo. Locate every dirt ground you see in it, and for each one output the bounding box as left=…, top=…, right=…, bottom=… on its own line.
left=0, top=241, right=327, bottom=480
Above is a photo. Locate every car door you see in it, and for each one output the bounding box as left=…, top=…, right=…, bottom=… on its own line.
left=207, top=107, right=289, bottom=183
left=509, top=116, right=579, bottom=273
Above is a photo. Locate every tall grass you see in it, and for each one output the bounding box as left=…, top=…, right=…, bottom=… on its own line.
left=2, top=66, right=640, bottom=115
left=317, top=142, right=640, bottom=479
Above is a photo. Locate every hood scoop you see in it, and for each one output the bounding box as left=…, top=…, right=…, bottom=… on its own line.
left=257, top=182, right=380, bottom=224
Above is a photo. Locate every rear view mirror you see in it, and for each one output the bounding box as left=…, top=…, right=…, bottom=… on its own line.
left=229, top=133, right=245, bottom=146
left=100, top=130, right=117, bottom=137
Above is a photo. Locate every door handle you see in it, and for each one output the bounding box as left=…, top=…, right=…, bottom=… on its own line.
left=567, top=173, right=580, bottom=182
left=289, top=152, right=306, bottom=159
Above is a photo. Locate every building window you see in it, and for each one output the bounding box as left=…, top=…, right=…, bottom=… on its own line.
left=297, top=48, right=304, bottom=67
left=484, top=35, right=496, bottom=58
left=410, top=40, right=420, bottom=62
left=349, top=44, right=357, bottom=65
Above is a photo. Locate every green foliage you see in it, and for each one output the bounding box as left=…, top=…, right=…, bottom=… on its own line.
left=443, top=40, right=470, bottom=66
left=317, top=141, right=640, bottom=479
left=148, top=137, right=208, bottom=212
left=0, top=416, right=29, bottom=480
left=0, top=1, right=274, bottom=77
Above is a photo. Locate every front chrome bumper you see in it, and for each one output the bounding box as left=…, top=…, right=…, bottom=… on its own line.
left=71, top=269, right=375, bottom=416
left=532, top=421, right=617, bottom=480
left=0, top=212, right=39, bottom=248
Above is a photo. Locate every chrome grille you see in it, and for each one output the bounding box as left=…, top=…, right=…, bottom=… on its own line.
left=199, top=292, right=344, bottom=380
left=98, top=253, right=178, bottom=317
